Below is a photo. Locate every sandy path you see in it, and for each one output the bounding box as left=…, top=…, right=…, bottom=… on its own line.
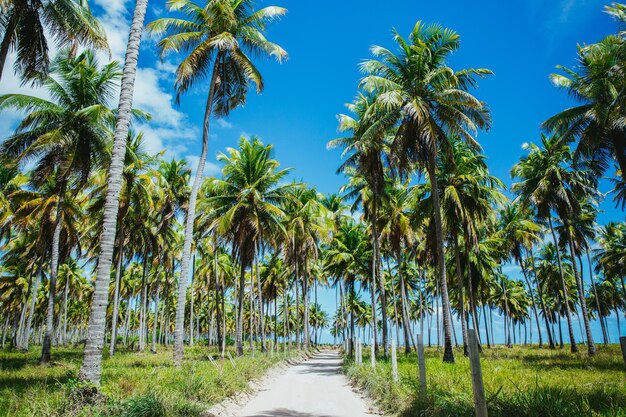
left=236, top=350, right=374, bottom=417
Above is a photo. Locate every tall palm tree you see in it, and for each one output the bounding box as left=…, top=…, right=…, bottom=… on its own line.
left=79, top=0, right=151, bottom=386
left=202, top=136, right=291, bottom=355
left=360, top=22, right=492, bottom=363
left=0, top=49, right=121, bottom=363
left=0, top=0, right=108, bottom=82
left=325, top=220, right=371, bottom=356
left=329, top=93, right=395, bottom=355
left=511, top=134, right=595, bottom=353
left=282, top=186, right=331, bottom=350
left=151, top=159, right=189, bottom=353
left=147, top=0, right=287, bottom=364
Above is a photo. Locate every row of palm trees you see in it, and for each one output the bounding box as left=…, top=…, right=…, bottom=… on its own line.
left=0, top=0, right=624, bottom=390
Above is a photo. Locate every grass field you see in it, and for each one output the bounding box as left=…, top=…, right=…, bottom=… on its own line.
left=345, top=345, right=626, bottom=417
left=0, top=345, right=290, bottom=417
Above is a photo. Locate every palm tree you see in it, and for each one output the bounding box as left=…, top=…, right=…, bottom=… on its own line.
left=79, top=0, right=151, bottom=386
left=151, top=159, right=189, bottom=353
left=0, top=0, right=108, bottom=82
left=325, top=220, right=371, bottom=356
left=543, top=5, right=626, bottom=179
left=147, top=0, right=287, bottom=364
left=499, top=202, right=554, bottom=348
left=512, top=134, right=596, bottom=354
left=329, top=93, right=395, bottom=355
left=379, top=180, right=415, bottom=353
left=436, top=138, right=504, bottom=354
left=0, top=49, right=121, bottom=363
left=360, top=22, right=492, bottom=363
left=202, top=136, right=291, bottom=355
left=282, top=186, right=331, bottom=350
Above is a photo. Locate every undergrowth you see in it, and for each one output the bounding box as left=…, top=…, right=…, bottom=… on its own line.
left=345, top=344, right=626, bottom=417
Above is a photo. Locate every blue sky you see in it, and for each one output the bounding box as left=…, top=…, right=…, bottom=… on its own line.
left=94, top=0, right=626, bottom=345
left=1, top=0, right=623, bottom=345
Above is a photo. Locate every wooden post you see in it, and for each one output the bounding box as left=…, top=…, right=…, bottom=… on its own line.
left=391, top=339, right=399, bottom=382
left=370, top=339, right=376, bottom=369
left=468, top=329, right=488, bottom=417
left=620, top=336, right=626, bottom=371
left=417, top=333, right=427, bottom=399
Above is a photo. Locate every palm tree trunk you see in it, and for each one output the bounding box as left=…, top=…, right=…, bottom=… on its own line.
left=351, top=281, right=356, bottom=357
left=585, top=250, right=606, bottom=345
left=566, top=234, right=595, bottom=355
left=24, top=260, right=43, bottom=351
left=295, top=257, right=300, bottom=350
left=214, top=250, right=222, bottom=350
left=189, top=253, right=195, bottom=347
left=548, top=217, right=578, bottom=353
left=481, top=300, right=491, bottom=348
left=236, top=263, right=245, bottom=356
left=109, top=227, right=125, bottom=356
left=529, top=249, right=555, bottom=349
left=427, top=153, right=455, bottom=363
left=454, top=235, right=468, bottom=356
left=173, top=58, right=221, bottom=365
left=60, top=272, right=70, bottom=347
left=151, top=268, right=162, bottom=354
left=139, top=253, right=149, bottom=351
left=303, top=271, right=310, bottom=350
left=520, top=259, right=542, bottom=347
left=371, top=202, right=386, bottom=357
left=256, top=248, right=266, bottom=352
left=78, top=0, right=149, bottom=386
left=41, top=180, right=67, bottom=364
left=221, top=271, right=226, bottom=357
left=396, top=249, right=414, bottom=354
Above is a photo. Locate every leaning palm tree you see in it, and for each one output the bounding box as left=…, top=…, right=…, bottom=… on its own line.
left=0, top=49, right=121, bottom=364
left=360, top=22, right=492, bottom=363
left=147, top=0, right=287, bottom=364
left=79, top=0, right=151, bottom=386
left=0, top=0, right=108, bottom=82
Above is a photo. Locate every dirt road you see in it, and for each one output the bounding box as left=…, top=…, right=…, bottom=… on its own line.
left=236, top=350, right=375, bottom=417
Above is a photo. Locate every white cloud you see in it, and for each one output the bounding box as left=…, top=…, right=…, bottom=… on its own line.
left=0, top=0, right=205, bottom=172
left=216, top=119, right=233, bottom=129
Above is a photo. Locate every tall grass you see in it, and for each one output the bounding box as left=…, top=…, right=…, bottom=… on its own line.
left=0, top=345, right=291, bottom=417
left=345, top=345, right=626, bottom=417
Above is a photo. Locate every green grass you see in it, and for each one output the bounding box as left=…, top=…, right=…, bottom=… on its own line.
left=0, top=345, right=291, bottom=417
left=345, top=345, right=626, bottom=417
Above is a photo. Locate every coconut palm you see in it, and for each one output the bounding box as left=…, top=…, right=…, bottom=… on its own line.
left=0, top=0, right=108, bottom=82
left=0, top=49, right=123, bottom=363
left=79, top=0, right=151, bottom=385
left=150, top=159, right=189, bottom=353
left=498, top=202, right=554, bottom=348
left=282, top=186, right=331, bottom=350
left=325, top=219, right=371, bottom=356
left=202, top=136, right=291, bottom=355
left=360, top=22, right=492, bottom=362
left=147, top=0, right=287, bottom=364
left=329, top=93, right=395, bottom=355
left=512, top=134, right=596, bottom=354
left=543, top=8, right=626, bottom=179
